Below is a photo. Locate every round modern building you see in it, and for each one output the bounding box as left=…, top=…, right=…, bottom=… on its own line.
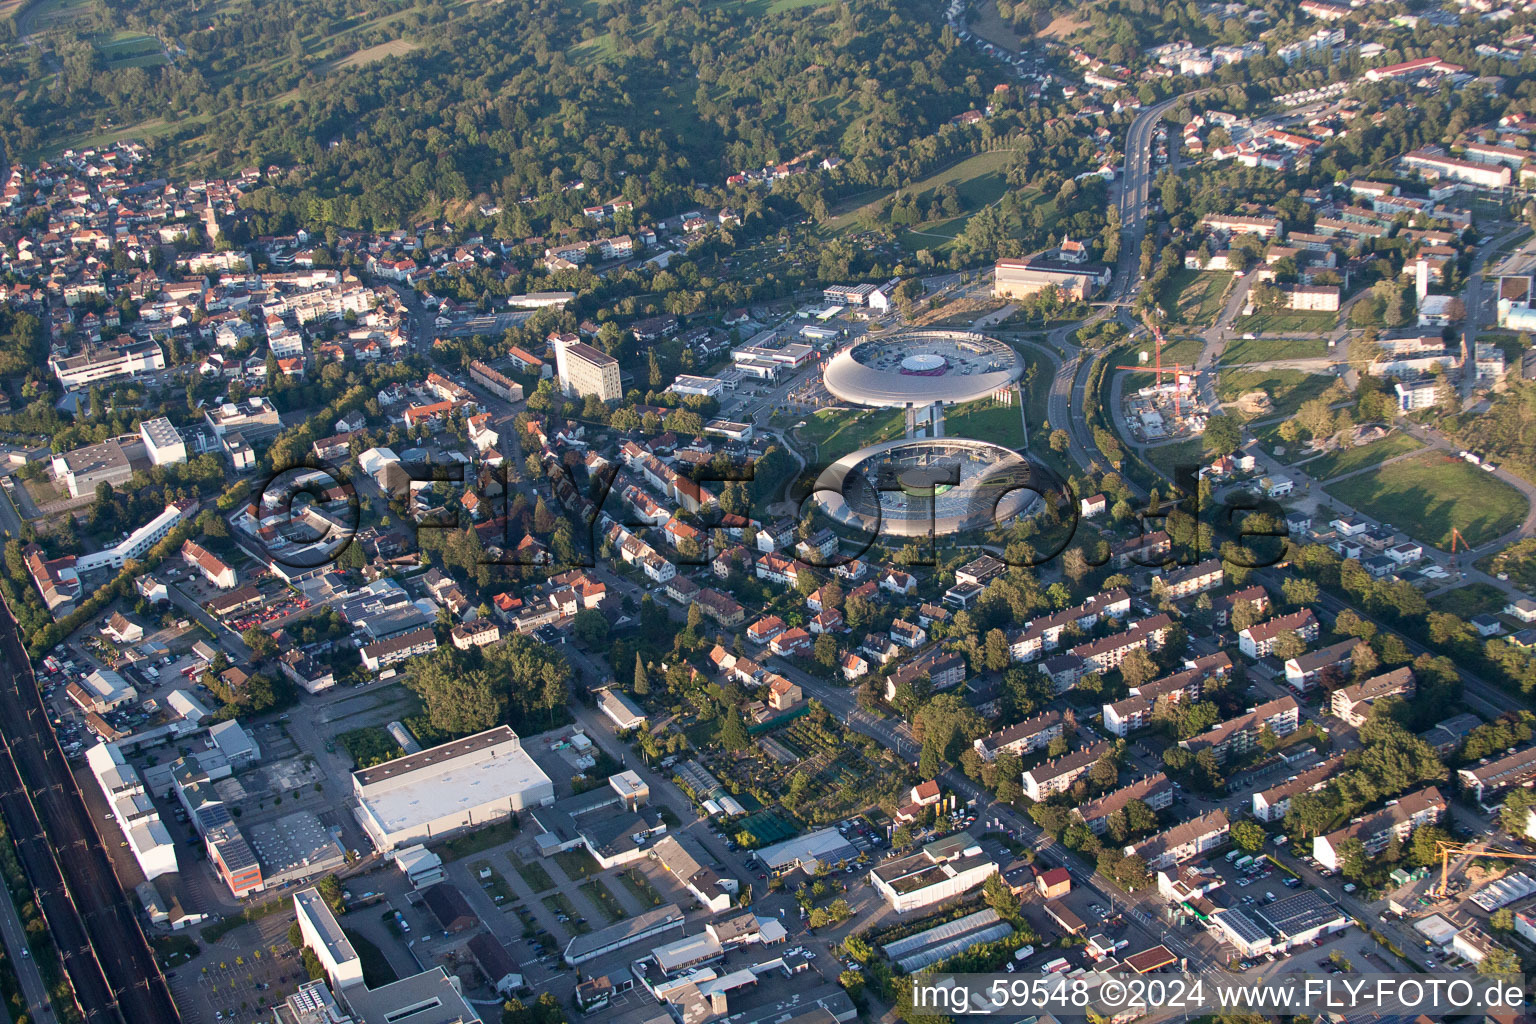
left=811, top=437, right=1045, bottom=539
left=821, top=330, right=1023, bottom=407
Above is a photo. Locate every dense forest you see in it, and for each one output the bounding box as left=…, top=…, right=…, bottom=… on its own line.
left=3, top=0, right=1004, bottom=231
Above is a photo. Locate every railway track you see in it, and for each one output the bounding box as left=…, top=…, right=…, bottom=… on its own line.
left=0, top=598, right=179, bottom=1022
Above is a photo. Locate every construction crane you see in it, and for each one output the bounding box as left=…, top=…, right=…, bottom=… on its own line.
left=1435, top=840, right=1536, bottom=897
left=1115, top=324, right=1187, bottom=418
left=1449, top=526, right=1470, bottom=570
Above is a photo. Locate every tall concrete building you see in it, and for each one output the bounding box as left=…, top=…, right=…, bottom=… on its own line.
left=552, top=338, right=622, bottom=402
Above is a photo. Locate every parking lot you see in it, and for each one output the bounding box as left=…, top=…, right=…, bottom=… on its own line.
left=172, top=918, right=307, bottom=1024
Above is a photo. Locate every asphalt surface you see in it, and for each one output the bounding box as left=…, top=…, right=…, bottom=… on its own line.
left=0, top=872, right=55, bottom=1022
left=0, top=597, right=179, bottom=1023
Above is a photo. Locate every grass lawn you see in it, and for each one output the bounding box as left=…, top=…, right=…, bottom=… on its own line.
left=616, top=868, right=666, bottom=908
left=1215, top=369, right=1336, bottom=420
left=96, top=32, right=166, bottom=67
left=21, top=478, right=61, bottom=504
left=795, top=407, right=907, bottom=462
left=828, top=150, right=1012, bottom=233
left=1232, top=310, right=1338, bottom=335
left=553, top=849, right=600, bottom=881
left=1219, top=335, right=1328, bottom=364
left=1144, top=438, right=1205, bottom=480
left=1430, top=582, right=1509, bottom=619
left=1301, top=434, right=1424, bottom=481
left=433, top=818, right=520, bottom=861
left=1118, top=334, right=1203, bottom=371
left=471, top=862, right=517, bottom=906
left=542, top=893, right=590, bottom=932
left=1324, top=453, right=1527, bottom=548
left=579, top=879, right=627, bottom=924
left=511, top=855, right=556, bottom=894
left=943, top=395, right=1026, bottom=449
left=1158, top=269, right=1232, bottom=327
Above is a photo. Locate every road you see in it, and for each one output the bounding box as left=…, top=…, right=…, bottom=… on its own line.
left=1033, top=94, right=1193, bottom=489
left=166, top=583, right=252, bottom=662
left=0, top=873, right=55, bottom=1022
left=0, top=597, right=180, bottom=1023
left=1459, top=226, right=1527, bottom=403
left=759, top=656, right=1225, bottom=972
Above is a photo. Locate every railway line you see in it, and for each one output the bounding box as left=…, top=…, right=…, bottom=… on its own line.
left=0, top=598, right=179, bottom=1023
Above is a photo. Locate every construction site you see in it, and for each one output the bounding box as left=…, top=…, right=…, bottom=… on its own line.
left=1118, top=326, right=1214, bottom=442
left=1380, top=839, right=1536, bottom=970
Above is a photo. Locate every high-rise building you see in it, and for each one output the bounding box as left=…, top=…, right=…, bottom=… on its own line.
left=552, top=338, right=622, bottom=402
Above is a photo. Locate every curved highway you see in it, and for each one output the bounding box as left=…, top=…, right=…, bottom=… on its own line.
left=0, top=598, right=178, bottom=1023
left=1035, top=94, right=1189, bottom=496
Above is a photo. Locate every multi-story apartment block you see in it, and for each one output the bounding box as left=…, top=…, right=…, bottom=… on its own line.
left=1021, top=741, right=1111, bottom=801
left=1238, top=610, right=1319, bottom=659
left=1007, top=589, right=1131, bottom=662
left=552, top=338, right=622, bottom=402
left=1179, top=696, right=1300, bottom=764
left=1069, top=614, right=1172, bottom=674
left=1252, top=755, right=1346, bottom=822
left=1126, top=810, right=1230, bottom=871
left=1153, top=559, right=1224, bottom=601
left=1073, top=774, right=1174, bottom=834
left=1101, top=653, right=1232, bottom=737
left=972, top=710, right=1073, bottom=762
left=1330, top=668, right=1416, bottom=727
left=1458, top=746, right=1536, bottom=805
left=1313, top=787, right=1445, bottom=869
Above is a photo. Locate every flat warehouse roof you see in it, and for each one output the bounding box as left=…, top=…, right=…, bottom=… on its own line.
left=355, top=736, right=552, bottom=837
left=354, top=725, right=518, bottom=788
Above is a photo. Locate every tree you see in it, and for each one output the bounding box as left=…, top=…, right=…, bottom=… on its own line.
left=1477, top=944, right=1521, bottom=977
left=982, top=872, right=1022, bottom=921
left=814, top=633, right=838, bottom=669
left=1202, top=414, right=1240, bottom=456
left=1281, top=577, right=1318, bottom=607
left=242, top=627, right=277, bottom=660
left=1271, top=629, right=1305, bottom=662
left=1492, top=907, right=1515, bottom=932
left=1062, top=548, right=1089, bottom=585
left=1119, top=649, right=1157, bottom=687
left=633, top=653, right=649, bottom=697
left=572, top=608, right=608, bottom=647
left=1088, top=755, right=1118, bottom=789
left=1499, top=788, right=1536, bottom=837
left=317, top=874, right=346, bottom=914
left=718, top=708, right=750, bottom=751
left=983, top=629, right=1011, bottom=672
left=1230, top=820, right=1266, bottom=852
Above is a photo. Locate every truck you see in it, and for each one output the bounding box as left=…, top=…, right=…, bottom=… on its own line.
left=1014, top=945, right=1036, bottom=962
left=1235, top=855, right=1255, bottom=870
left=1226, top=850, right=1242, bottom=863
left=1042, top=958, right=1071, bottom=974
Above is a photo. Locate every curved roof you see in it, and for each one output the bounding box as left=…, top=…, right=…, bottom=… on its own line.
left=811, top=438, right=1042, bottom=538
left=821, top=331, right=1023, bottom=407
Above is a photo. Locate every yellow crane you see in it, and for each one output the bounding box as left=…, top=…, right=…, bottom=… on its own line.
left=1436, top=840, right=1536, bottom=897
